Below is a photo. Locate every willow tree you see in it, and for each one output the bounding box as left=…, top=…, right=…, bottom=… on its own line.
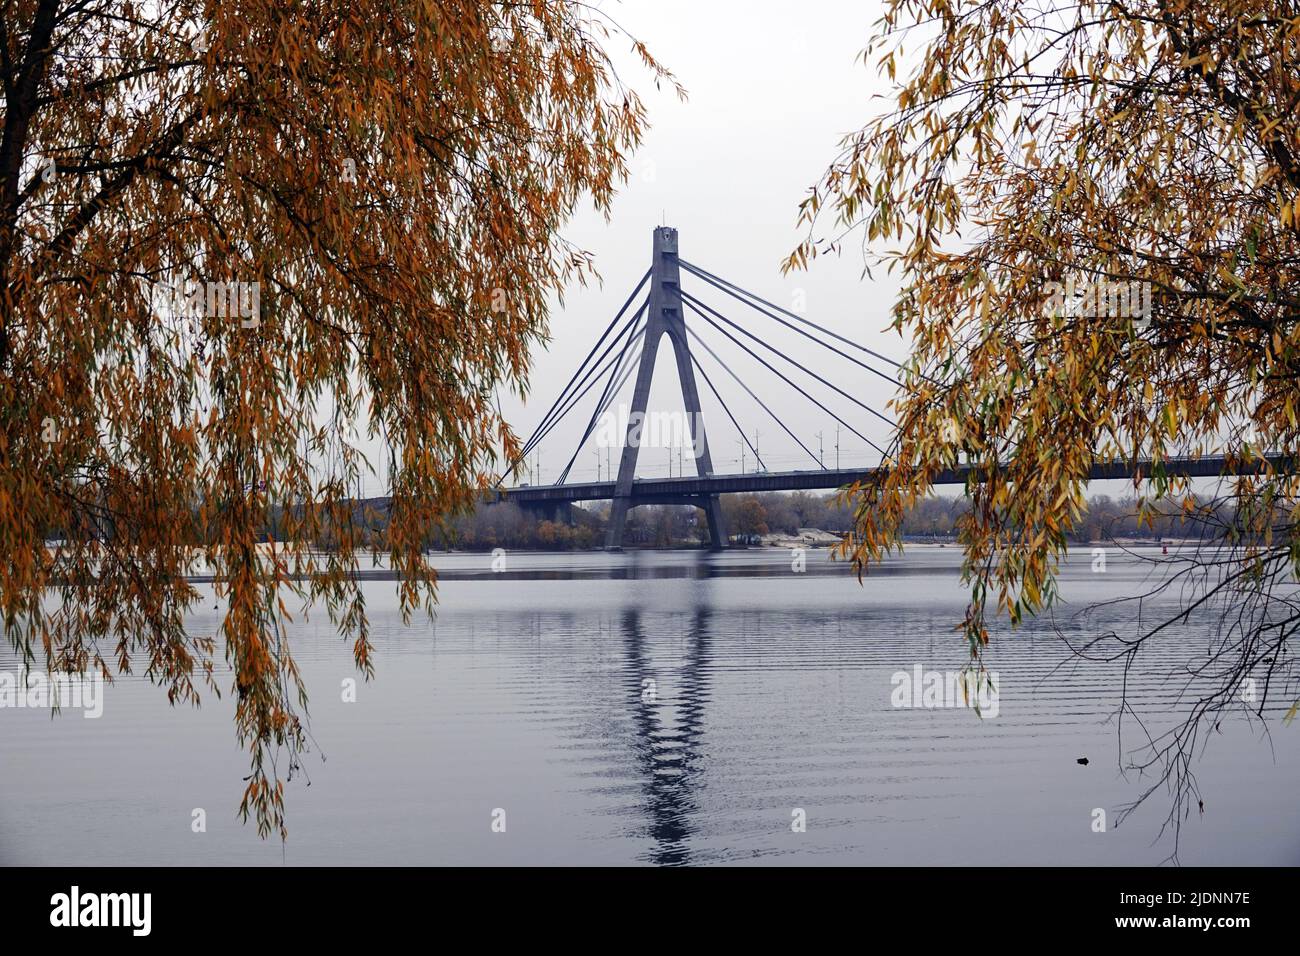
left=793, top=0, right=1299, bottom=844
left=0, top=0, right=676, bottom=837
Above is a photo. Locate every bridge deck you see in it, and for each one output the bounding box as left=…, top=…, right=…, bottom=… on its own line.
left=503, top=453, right=1292, bottom=505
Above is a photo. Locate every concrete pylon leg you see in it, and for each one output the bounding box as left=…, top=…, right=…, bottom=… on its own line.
left=701, top=495, right=725, bottom=550
left=606, top=497, right=632, bottom=550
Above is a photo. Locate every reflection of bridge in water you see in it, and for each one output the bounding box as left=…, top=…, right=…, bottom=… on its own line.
left=619, top=602, right=712, bottom=866
left=499, top=227, right=1294, bottom=550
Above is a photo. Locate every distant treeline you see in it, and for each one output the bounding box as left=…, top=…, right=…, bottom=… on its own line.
left=439, top=491, right=858, bottom=550
left=435, top=491, right=1225, bottom=551
left=46, top=490, right=1234, bottom=551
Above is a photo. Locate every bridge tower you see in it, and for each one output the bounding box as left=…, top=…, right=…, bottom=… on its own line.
left=606, top=227, right=727, bottom=550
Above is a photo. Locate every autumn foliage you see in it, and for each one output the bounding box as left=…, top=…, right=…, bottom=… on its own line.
left=792, top=0, right=1300, bottom=837
left=0, top=0, right=673, bottom=836
left=794, top=0, right=1300, bottom=648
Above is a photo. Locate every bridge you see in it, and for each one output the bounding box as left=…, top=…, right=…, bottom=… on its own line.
left=506, top=453, right=1295, bottom=505
left=499, top=226, right=1287, bottom=549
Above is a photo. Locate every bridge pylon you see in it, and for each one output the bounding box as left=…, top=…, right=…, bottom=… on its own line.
left=606, top=227, right=727, bottom=550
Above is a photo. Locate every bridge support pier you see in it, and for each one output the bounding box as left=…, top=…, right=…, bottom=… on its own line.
left=520, top=501, right=573, bottom=526
left=697, top=494, right=725, bottom=550
left=606, top=494, right=726, bottom=551
left=605, top=226, right=728, bottom=551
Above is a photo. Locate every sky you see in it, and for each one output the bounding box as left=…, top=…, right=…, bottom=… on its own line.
left=493, top=0, right=906, bottom=487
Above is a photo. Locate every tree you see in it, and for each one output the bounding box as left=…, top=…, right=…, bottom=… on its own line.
left=724, top=494, right=769, bottom=537
left=793, top=0, right=1300, bottom=850
left=789, top=490, right=823, bottom=529
left=650, top=506, right=674, bottom=547
left=1, top=0, right=677, bottom=837
left=757, top=491, right=799, bottom=534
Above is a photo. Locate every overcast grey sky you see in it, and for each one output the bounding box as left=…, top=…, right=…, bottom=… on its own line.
left=496, top=0, right=905, bottom=486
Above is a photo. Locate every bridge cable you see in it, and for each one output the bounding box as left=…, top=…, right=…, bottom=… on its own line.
left=507, top=269, right=651, bottom=475
left=554, top=341, right=641, bottom=487
left=579, top=324, right=647, bottom=464
left=680, top=261, right=907, bottom=390
left=553, top=326, right=643, bottom=485
left=512, top=299, right=644, bottom=470
left=687, top=342, right=767, bottom=473
left=679, top=259, right=916, bottom=376
left=681, top=290, right=894, bottom=429
left=520, top=305, right=647, bottom=464
left=522, top=332, right=644, bottom=486
left=518, top=288, right=649, bottom=463
left=596, top=324, right=646, bottom=418
left=555, top=302, right=650, bottom=484
left=683, top=297, right=889, bottom=459
left=686, top=323, right=821, bottom=471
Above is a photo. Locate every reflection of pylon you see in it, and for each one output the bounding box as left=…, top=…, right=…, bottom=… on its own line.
left=605, top=227, right=726, bottom=550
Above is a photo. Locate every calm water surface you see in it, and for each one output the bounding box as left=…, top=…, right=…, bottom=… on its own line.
left=2, top=546, right=1297, bottom=865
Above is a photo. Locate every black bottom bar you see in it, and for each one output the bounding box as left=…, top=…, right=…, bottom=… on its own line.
left=11, top=866, right=1288, bottom=941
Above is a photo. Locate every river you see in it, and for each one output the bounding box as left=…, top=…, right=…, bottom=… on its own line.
left=2, top=545, right=1296, bottom=865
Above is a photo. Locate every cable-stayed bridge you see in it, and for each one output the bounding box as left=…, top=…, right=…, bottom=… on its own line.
left=500, top=226, right=1290, bottom=550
